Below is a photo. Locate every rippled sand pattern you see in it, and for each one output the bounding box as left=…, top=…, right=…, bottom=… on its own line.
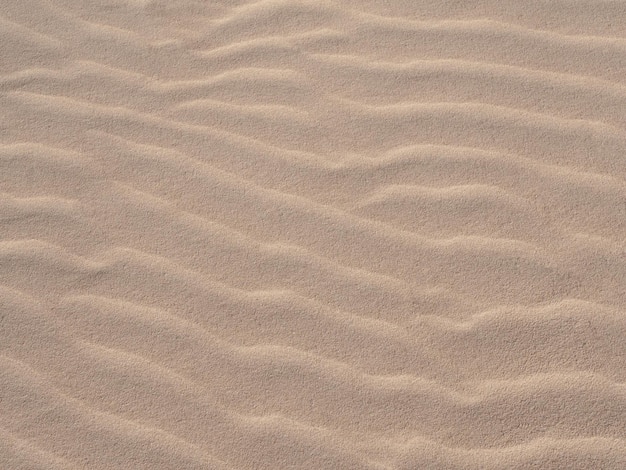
left=1, top=1, right=626, bottom=469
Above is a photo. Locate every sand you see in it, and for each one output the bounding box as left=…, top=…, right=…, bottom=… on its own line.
left=1, top=1, right=625, bottom=469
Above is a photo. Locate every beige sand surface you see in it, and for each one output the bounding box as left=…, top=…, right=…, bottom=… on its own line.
left=1, top=1, right=626, bottom=469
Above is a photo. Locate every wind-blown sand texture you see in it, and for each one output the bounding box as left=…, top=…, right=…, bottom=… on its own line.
left=1, top=1, right=626, bottom=469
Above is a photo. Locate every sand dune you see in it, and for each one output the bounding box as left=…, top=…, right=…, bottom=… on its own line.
left=1, top=1, right=625, bottom=469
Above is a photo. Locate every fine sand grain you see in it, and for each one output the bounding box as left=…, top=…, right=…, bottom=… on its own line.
left=1, top=1, right=625, bottom=469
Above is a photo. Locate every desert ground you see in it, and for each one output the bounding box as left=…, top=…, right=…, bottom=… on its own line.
left=1, top=1, right=626, bottom=469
